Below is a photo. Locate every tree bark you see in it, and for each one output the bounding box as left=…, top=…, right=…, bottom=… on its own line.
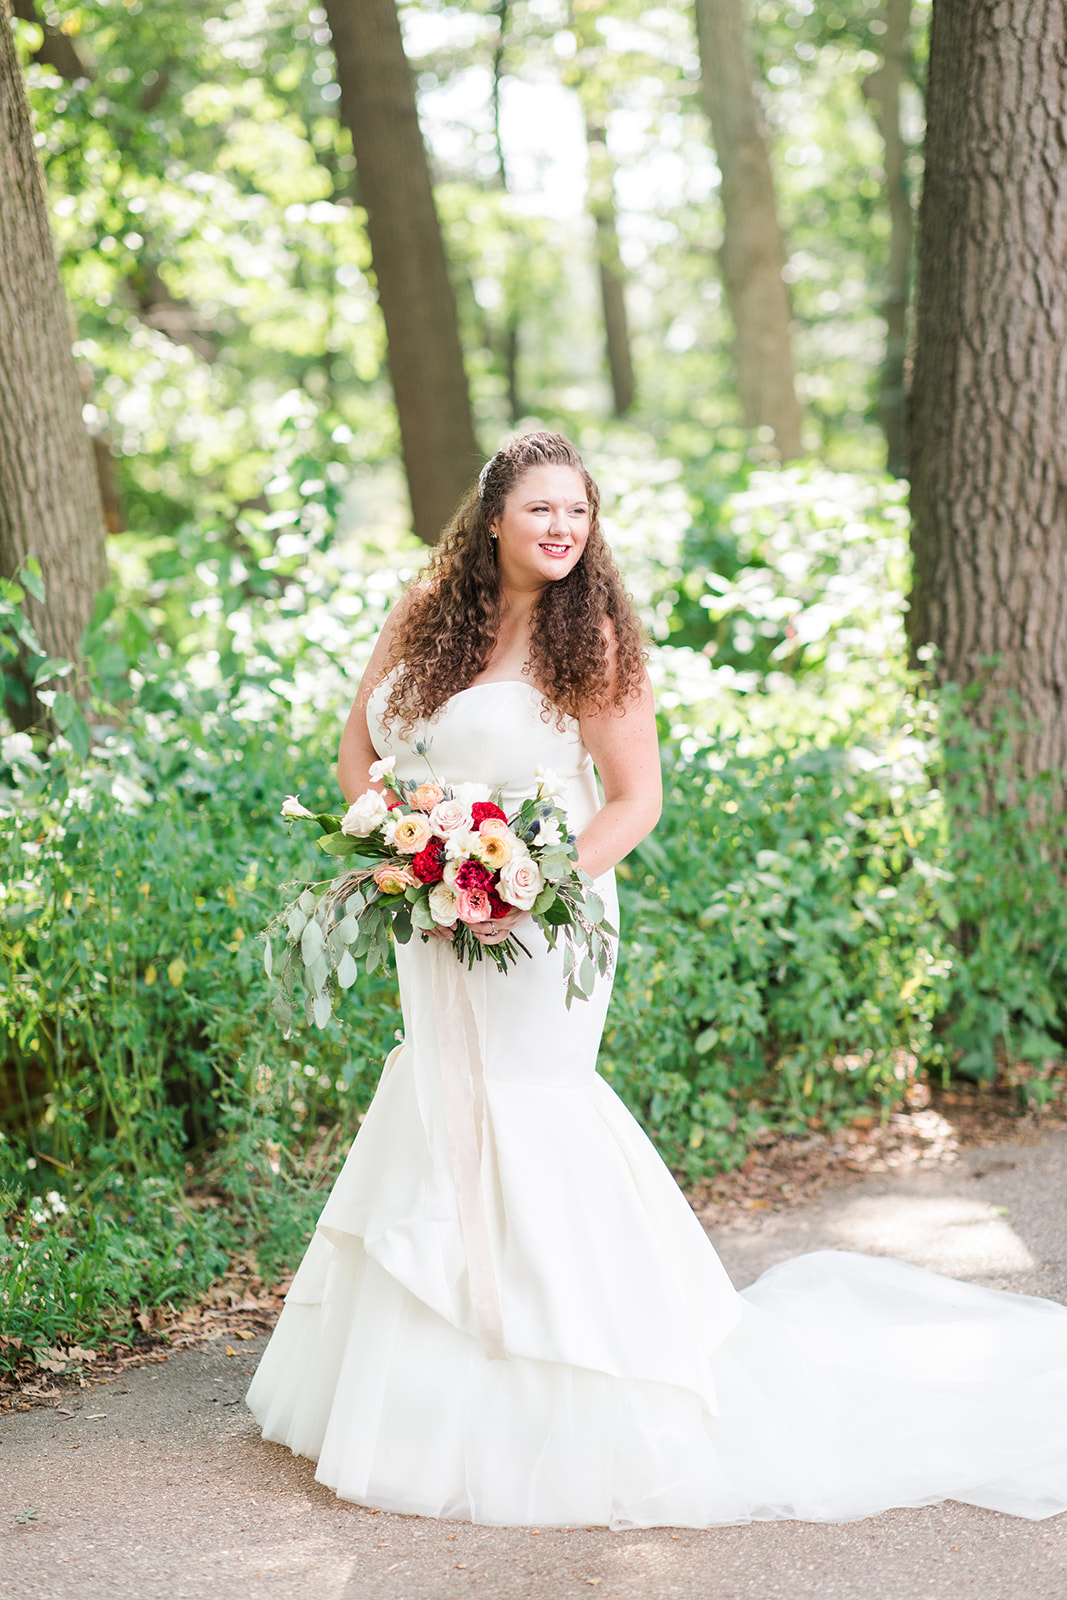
left=693, top=0, right=803, bottom=460
left=862, top=0, right=913, bottom=478
left=585, top=119, right=635, bottom=418
left=0, top=0, right=107, bottom=727
left=324, top=0, right=480, bottom=545
left=908, top=0, right=1067, bottom=789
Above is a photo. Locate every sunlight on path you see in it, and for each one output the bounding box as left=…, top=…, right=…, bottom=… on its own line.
left=829, top=1195, right=1037, bottom=1278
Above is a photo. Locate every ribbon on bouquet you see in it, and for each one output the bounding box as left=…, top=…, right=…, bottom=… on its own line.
left=430, top=944, right=507, bottom=1362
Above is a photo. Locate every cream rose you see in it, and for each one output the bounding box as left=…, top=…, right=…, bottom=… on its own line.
left=389, top=811, right=433, bottom=854
left=427, top=881, right=460, bottom=925
left=340, top=789, right=389, bottom=837
left=498, top=855, right=543, bottom=910
left=369, top=756, right=397, bottom=782
left=429, top=797, right=473, bottom=838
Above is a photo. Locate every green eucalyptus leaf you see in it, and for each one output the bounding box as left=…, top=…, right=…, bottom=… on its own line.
left=319, top=832, right=358, bottom=857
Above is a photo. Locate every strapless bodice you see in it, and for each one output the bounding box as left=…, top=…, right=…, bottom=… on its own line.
left=366, top=675, right=600, bottom=831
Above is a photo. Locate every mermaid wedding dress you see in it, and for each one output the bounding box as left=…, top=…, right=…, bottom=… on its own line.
left=247, top=680, right=1067, bottom=1527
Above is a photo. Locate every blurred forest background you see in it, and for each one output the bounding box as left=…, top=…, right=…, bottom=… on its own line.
left=3, top=0, right=1067, bottom=1367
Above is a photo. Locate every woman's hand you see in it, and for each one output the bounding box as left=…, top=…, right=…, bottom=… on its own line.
left=425, top=910, right=528, bottom=946
left=473, top=908, right=529, bottom=946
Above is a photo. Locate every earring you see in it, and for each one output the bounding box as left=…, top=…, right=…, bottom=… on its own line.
left=490, top=531, right=498, bottom=541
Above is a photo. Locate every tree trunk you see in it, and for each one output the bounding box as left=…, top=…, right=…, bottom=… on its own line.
left=862, top=0, right=913, bottom=478
left=585, top=120, right=635, bottom=418
left=908, top=0, right=1067, bottom=790
left=324, top=0, right=480, bottom=545
left=693, top=0, right=803, bottom=460
left=0, top=0, right=107, bottom=728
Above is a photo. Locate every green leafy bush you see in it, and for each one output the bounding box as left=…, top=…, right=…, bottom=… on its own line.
left=602, top=730, right=951, bottom=1181
left=0, top=696, right=400, bottom=1303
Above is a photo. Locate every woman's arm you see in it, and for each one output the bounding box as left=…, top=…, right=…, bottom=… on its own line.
left=337, top=598, right=411, bottom=803
left=576, top=666, right=662, bottom=881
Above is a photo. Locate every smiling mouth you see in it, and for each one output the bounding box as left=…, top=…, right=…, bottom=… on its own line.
left=539, top=543, right=571, bottom=556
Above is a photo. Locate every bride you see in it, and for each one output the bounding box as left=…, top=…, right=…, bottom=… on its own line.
left=248, top=431, right=1067, bottom=1528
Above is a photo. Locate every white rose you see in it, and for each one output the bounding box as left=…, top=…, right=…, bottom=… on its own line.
left=428, top=882, right=460, bottom=925
left=280, top=794, right=315, bottom=820
left=498, top=855, right=543, bottom=911
left=429, top=797, right=473, bottom=837
left=340, top=789, right=390, bottom=837
left=450, top=781, right=492, bottom=807
left=369, top=756, right=396, bottom=782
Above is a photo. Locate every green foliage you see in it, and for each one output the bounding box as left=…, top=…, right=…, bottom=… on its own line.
left=932, top=692, right=1067, bottom=1090
left=0, top=693, right=401, bottom=1338
left=0, top=1176, right=231, bottom=1371
left=602, top=728, right=951, bottom=1181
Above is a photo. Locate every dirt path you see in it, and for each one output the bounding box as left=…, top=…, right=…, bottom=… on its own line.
left=4, top=1132, right=1067, bottom=1600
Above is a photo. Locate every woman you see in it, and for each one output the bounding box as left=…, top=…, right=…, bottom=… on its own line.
left=249, top=432, right=1067, bottom=1528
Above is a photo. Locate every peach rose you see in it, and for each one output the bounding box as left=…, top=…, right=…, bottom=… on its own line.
left=389, top=811, right=433, bottom=854
left=410, top=782, right=445, bottom=812
left=472, top=830, right=512, bottom=870
left=478, top=817, right=510, bottom=838
left=373, top=861, right=417, bottom=896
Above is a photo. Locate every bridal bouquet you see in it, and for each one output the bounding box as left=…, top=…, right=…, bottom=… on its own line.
left=264, top=758, right=616, bottom=1034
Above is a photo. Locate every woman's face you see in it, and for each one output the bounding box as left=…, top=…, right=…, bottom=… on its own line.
left=490, top=465, right=590, bottom=590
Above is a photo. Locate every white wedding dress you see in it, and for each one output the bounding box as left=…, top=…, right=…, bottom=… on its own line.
left=247, top=680, right=1067, bottom=1527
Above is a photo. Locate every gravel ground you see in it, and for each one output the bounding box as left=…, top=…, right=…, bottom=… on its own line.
left=3, top=1132, right=1067, bottom=1600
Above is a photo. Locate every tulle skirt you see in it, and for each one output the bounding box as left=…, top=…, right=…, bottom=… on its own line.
left=248, top=1061, right=1067, bottom=1528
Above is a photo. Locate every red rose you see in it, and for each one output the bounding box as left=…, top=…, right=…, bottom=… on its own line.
left=455, top=859, right=493, bottom=893
left=471, top=801, right=507, bottom=828
left=488, top=889, right=511, bottom=920
left=386, top=795, right=404, bottom=810
left=412, top=838, right=446, bottom=883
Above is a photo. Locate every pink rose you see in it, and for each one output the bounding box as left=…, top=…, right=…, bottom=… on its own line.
left=373, top=860, right=418, bottom=896
left=455, top=886, right=492, bottom=924
left=429, top=797, right=473, bottom=837
left=389, top=811, right=433, bottom=854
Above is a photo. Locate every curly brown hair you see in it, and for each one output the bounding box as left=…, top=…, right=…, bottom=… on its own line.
left=380, top=432, right=645, bottom=728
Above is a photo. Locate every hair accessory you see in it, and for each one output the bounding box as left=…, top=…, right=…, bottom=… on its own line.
left=478, top=453, right=500, bottom=499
